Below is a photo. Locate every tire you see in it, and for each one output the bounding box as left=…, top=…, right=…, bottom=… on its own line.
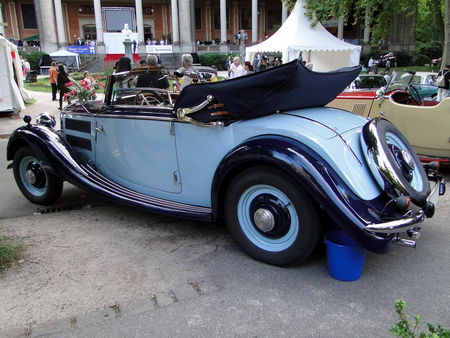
left=225, top=166, right=321, bottom=266
left=371, top=119, right=430, bottom=205
left=12, top=147, right=63, bottom=205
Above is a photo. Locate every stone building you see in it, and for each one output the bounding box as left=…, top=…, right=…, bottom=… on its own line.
left=0, top=1, right=415, bottom=54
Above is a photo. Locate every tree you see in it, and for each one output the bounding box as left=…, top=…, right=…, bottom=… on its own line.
left=282, top=0, right=449, bottom=68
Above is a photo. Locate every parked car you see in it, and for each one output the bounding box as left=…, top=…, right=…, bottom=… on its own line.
left=7, top=61, right=445, bottom=266
left=328, top=71, right=450, bottom=162
left=347, top=74, right=388, bottom=91
left=431, top=57, right=442, bottom=66
left=400, top=71, right=438, bottom=100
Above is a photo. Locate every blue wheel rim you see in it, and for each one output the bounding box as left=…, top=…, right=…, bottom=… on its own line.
left=19, top=156, right=48, bottom=197
left=237, top=184, right=299, bottom=252
left=386, top=132, right=423, bottom=191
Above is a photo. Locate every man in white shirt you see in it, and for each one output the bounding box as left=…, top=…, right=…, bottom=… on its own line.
left=229, top=57, right=246, bottom=78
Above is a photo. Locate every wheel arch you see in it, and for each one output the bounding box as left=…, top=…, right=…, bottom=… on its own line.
left=211, top=135, right=393, bottom=254
left=212, top=135, right=334, bottom=221
left=7, top=128, right=59, bottom=177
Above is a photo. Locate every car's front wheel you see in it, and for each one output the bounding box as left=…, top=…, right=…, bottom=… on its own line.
left=225, top=166, right=321, bottom=266
left=13, top=147, right=63, bottom=205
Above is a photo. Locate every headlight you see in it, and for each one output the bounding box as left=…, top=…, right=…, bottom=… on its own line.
left=36, top=112, right=56, bottom=128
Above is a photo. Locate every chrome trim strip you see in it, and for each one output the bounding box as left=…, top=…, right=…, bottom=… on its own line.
left=62, top=111, right=178, bottom=122
left=81, top=164, right=211, bottom=214
left=366, top=210, right=425, bottom=233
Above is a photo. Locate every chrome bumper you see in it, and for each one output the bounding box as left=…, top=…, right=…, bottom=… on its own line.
left=365, top=177, right=446, bottom=234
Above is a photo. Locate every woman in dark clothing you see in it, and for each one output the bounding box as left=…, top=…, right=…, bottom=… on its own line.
left=57, top=64, right=71, bottom=110
left=115, top=56, right=132, bottom=73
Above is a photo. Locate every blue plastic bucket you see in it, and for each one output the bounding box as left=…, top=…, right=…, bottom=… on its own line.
left=324, top=231, right=366, bottom=281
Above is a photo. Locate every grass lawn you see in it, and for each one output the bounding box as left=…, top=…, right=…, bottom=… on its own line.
left=0, top=237, right=22, bottom=272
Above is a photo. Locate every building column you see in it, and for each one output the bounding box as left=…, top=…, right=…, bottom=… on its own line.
left=170, top=0, right=180, bottom=44
left=135, top=0, right=145, bottom=54
left=258, top=1, right=265, bottom=41
left=53, top=0, right=66, bottom=46
left=251, top=0, right=257, bottom=43
left=337, top=16, right=344, bottom=39
left=281, top=2, right=288, bottom=23
left=93, top=0, right=104, bottom=48
left=135, top=0, right=144, bottom=43
left=162, top=4, right=168, bottom=35
left=232, top=1, right=238, bottom=36
left=0, top=3, right=5, bottom=36
left=34, top=0, right=58, bottom=52
left=219, top=0, right=226, bottom=43
left=204, top=1, right=211, bottom=41
left=178, top=0, right=194, bottom=52
left=8, top=2, right=19, bottom=38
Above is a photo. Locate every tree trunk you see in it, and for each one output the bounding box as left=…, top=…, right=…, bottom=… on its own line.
left=443, top=0, right=450, bottom=69
left=431, top=0, right=445, bottom=41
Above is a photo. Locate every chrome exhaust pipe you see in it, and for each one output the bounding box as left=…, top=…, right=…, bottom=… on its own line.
left=392, top=235, right=416, bottom=248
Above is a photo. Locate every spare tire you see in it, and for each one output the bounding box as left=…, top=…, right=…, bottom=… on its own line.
left=362, top=118, right=430, bottom=206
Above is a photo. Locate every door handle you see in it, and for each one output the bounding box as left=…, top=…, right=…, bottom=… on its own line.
left=96, top=126, right=104, bottom=133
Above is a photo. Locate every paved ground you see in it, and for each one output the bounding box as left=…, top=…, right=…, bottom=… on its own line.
left=0, top=90, right=62, bottom=137
left=1, top=89, right=449, bottom=337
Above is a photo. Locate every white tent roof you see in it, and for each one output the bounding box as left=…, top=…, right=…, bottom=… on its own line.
left=50, top=50, right=79, bottom=57
left=49, top=50, right=81, bottom=70
left=245, top=0, right=361, bottom=71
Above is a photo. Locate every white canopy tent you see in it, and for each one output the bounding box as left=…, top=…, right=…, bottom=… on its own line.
left=245, top=0, right=361, bottom=72
left=0, top=36, right=28, bottom=114
left=49, top=50, right=81, bottom=71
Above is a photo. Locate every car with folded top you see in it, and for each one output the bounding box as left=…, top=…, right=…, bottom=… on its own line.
left=6, top=61, right=446, bottom=266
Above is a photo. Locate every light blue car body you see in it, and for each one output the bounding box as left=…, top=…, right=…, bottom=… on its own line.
left=62, top=107, right=382, bottom=208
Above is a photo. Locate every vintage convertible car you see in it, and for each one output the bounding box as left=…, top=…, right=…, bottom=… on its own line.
left=328, top=73, right=450, bottom=162
left=6, top=61, right=446, bottom=266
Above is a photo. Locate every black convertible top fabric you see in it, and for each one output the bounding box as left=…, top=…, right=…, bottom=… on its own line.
left=174, top=59, right=361, bottom=124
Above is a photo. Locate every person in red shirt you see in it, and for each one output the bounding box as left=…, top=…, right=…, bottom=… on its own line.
left=49, top=62, right=58, bottom=101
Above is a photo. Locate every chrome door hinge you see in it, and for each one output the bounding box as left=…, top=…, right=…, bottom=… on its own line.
left=169, top=122, right=175, bottom=135
left=173, top=170, right=181, bottom=185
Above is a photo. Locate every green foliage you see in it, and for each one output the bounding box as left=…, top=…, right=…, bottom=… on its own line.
left=394, top=52, right=414, bottom=67
left=18, top=51, right=44, bottom=71
left=417, top=41, right=443, bottom=59
left=198, top=53, right=237, bottom=70
left=414, top=54, right=431, bottom=66
left=391, top=300, right=450, bottom=337
left=0, top=238, right=21, bottom=272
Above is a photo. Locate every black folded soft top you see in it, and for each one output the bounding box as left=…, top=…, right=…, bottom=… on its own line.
left=174, top=59, right=361, bottom=124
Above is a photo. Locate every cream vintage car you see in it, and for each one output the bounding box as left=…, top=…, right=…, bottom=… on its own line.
left=328, top=79, right=450, bottom=162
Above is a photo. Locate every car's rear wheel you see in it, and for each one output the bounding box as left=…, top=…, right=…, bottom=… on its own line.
left=225, top=166, right=321, bottom=266
left=13, top=147, right=63, bottom=205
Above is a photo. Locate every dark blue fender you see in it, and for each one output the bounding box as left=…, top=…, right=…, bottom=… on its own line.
left=211, top=135, right=393, bottom=254
left=7, top=125, right=212, bottom=221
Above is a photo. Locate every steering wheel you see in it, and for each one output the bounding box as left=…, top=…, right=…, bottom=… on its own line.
left=408, top=85, right=423, bottom=106
left=137, top=91, right=165, bottom=106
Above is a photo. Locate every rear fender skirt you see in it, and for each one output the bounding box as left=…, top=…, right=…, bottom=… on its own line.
left=7, top=125, right=211, bottom=221
left=212, top=135, right=393, bottom=253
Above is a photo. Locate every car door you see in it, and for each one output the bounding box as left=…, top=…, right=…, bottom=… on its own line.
left=95, top=105, right=181, bottom=194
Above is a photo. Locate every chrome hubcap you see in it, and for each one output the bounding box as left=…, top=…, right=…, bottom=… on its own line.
left=25, top=169, right=37, bottom=185
left=401, top=150, right=415, bottom=170
left=253, top=208, right=275, bottom=233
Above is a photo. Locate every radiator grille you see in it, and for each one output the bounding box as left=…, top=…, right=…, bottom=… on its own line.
left=352, top=103, right=367, bottom=116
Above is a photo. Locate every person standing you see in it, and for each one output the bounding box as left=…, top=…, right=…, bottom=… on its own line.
left=368, top=57, right=374, bottom=73
left=57, top=64, right=71, bottom=110
left=385, top=59, right=391, bottom=72
left=436, top=64, right=450, bottom=101
left=229, top=57, right=246, bottom=78
left=49, top=62, right=58, bottom=101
